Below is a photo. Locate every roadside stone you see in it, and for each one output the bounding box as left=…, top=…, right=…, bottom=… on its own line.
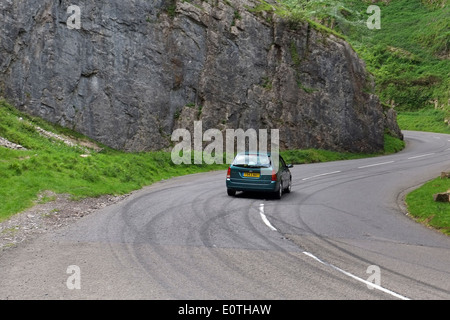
left=433, top=193, right=450, bottom=202
left=440, top=172, right=450, bottom=179
left=0, top=137, right=27, bottom=150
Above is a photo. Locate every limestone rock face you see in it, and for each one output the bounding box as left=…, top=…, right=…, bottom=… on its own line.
left=0, top=0, right=402, bottom=152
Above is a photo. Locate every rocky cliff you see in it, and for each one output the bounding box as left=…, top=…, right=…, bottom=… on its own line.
left=0, top=0, right=402, bottom=153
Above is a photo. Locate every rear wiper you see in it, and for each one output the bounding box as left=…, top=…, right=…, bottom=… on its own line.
left=233, top=164, right=270, bottom=168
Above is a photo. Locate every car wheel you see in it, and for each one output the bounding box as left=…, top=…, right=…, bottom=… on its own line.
left=227, top=189, right=236, bottom=196
left=274, top=182, right=283, bottom=199
left=285, top=178, right=291, bottom=193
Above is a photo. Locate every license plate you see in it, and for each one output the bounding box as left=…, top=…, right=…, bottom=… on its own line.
left=243, top=172, right=260, bottom=178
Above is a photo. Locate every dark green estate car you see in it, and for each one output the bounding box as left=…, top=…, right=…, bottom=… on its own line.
left=226, top=152, right=293, bottom=199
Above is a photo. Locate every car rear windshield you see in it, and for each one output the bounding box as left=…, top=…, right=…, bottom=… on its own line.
left=232, top=154, right=271, bottom=168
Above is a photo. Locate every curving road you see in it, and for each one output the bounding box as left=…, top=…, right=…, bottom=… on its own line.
left=1, top=131, right=450, bottom=300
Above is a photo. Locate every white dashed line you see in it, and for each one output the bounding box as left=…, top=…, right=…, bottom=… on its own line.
left=302, top=171, right=342, bottom=181
left=302, top=252, right=410, bottom=300
left=358, top=161, right=395, bottom=169
left=259, top=204, right=277, bottom=231
left=407, top=153, right=435, bottom=160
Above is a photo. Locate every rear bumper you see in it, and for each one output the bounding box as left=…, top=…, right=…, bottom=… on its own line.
left=226, top=179, right=279, bottom=192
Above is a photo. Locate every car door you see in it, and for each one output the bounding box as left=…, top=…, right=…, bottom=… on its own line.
left=279, top=156, right=289, bottom=186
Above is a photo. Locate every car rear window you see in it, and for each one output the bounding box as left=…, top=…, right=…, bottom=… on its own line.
left=232, top=154, right=271, bottom=168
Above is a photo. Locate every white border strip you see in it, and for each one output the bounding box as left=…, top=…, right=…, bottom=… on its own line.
left=358, top=161, right=395, bottom=169
left=259, top=204, right=277, bottom=231
left=408, top=153, right=435, bottom=160
left=302, top=171, right=342, bottom=181
left=303, top=252, right=410, bottom=300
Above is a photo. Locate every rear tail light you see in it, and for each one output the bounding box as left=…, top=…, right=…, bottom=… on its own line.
left=271, top=170, right=277, bottom=181
left=227, top=167, right=231, bottom=179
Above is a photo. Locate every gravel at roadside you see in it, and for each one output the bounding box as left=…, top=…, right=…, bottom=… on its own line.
left=0, top=191, right=129, bottom=253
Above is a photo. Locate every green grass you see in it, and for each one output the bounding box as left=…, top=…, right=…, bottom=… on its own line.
left=0, top=100, right=228, bottom=221
left=405, top=177, right=450, bottom=236
left=282, top=134, right=404, bottom=164
left=397, top=108, right=450, bottom=133
left=0, top=100, right=404, bottom=222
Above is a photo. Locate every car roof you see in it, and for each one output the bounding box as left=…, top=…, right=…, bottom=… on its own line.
left=236, top=151, right=271, bottom=156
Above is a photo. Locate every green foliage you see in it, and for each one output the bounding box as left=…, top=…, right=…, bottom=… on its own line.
left=281, top=134, right=404, bottom=164
left=165, top=0, right=178, bottom=18
left=281, top=148, right=368, bottom=164
left=383, top=133, right=406, bottom=154
left=289, top=41, right=301, bottom=67
left=261, top=76, right=273, bottom=89
left=397, top=108, right=450, bottom=133
left=0, top=100, right=227, bottom=221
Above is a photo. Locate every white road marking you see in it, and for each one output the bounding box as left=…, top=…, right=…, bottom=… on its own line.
left=259, top=204, right=277, bottom=231
left=302, top=171, right=342, bottom=181
left=302, top=252, right=410, bottom=300
left=408, top=153, right=435, bottom=160
left=358, top=161, right=395, bottom=169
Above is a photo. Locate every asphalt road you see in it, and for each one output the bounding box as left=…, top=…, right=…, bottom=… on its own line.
left=1, top=130, right=450, bottom=300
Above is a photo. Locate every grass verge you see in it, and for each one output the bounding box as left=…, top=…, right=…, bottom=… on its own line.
left=405, top=177, right=450, bottom=236
left=282, top=133, right=404, bottom=164
left=0, top=100, right=404, bottom=222
left=0, top=100, right=227, bottom=221
left=398, top=108, right=450, bottom=237
left=397, top=108, right=450, bottom=134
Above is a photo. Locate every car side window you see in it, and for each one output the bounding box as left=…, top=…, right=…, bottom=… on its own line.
left=279, top=156, right=287, bottom=169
